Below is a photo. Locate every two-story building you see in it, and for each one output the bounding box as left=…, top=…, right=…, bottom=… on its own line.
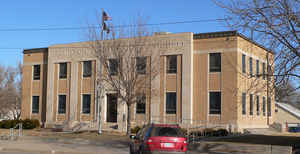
left=21, top=31, right=275, bottom=132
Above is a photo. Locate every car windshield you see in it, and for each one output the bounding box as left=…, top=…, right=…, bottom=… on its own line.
left=150, top=127, right=184, bottom=137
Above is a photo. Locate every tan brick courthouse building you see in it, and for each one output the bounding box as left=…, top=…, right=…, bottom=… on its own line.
left=21, top=31, right=275, bottom=132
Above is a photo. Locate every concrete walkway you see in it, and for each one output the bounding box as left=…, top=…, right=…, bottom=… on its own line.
left=0, top=136, right=128, bottom=154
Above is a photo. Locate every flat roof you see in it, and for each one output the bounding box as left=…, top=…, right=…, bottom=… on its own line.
left=23, top=48, right=48, bottom=54
left=193, top=31, right=274, bottom=54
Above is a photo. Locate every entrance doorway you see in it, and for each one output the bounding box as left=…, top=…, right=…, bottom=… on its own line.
left=106, top=94, right=118, bottom=123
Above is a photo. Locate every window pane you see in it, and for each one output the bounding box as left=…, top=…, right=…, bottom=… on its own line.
left=210, top=53, right=221, bottom=72
left=83, top=61, right=92, bottom=77
left=262, top=63, right=266, bottom=80
left=209, top=92, right=221, bottom=114
left=256, top=60, right=260, bottom=77
left=267, top=97, right=271, bottom=116
left=32, top=96, right=39, bottom=114
left=109, top=59, right=119, bottom=75
left=256, top=96, right=260, bottom=115
left=242, top=54, right=246, bottom=73
left=33, top=65, right=40, bottom=80
left=263, top=97, right=266, bottom=116
left=82, top=94, right=91, bottom=114
left=167, top=55, right=177, bottom=73
left=250, top=94, right=253, bottom=115
left=166, top=92, right=176, bottom=114
left=136, top=93, right=146, bottom=114
left=58, top=95, right=66, bottom=114
left=136, top=57, right=147, bottom=74
left=249, top=57, right=253, bottom=76
left=242, top=93, right=246, bottom=115
left=59, top=63, right=67, bottom=79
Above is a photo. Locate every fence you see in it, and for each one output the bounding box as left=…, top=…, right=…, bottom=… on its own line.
left=0, top=123, right=23, bottom=140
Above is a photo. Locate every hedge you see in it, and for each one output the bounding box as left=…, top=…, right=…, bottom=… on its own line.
left=0, top=119, right=40, bottom=129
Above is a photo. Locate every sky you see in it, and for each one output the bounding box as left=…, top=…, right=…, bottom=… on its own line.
left=0, top=0, right=228, bottom=67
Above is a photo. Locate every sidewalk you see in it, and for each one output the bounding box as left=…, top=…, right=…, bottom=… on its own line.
left=0, top=136, right=129, bottom=154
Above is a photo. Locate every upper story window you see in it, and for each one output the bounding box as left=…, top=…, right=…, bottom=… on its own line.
left=262, top=62, right=266, bottom=80
left=249, top=57, right=253, bottom=77
left=58, top=95, right=66, bottom=114
left=209, top=92, right=221, bottom=114
left=136, top=93, right=146, bottom=114
left=82, top=94, right=91, bottom=114
left=59, top=63, right=67, bottom=79
left=83, top=61, right=92, bottom=77
left=256, top=60, right=260, bottom=78
left=167, top=55, right=177, bottom=74
left=242, top=93, right=246, bottom=115
left=242, top=54, right=246, bottom=73
left=136, top=57, right=146, bottom=75
left=33, top=65, right=40, bottom=80
left=166, top=92, right=176, bottom=114
left=210, top=53, right=221, bottom=72
left=32, top=96, right=39, bottom=114
left=109, top=59, right=119, bottom=76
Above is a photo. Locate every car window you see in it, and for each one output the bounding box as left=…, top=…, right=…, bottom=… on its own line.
left=150, top=127, right=184, bottom=137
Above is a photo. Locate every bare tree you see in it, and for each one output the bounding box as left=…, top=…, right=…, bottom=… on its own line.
left=0, top=64, right=22, bottom=120
left=214, top=0, right=300, bottom=96
left=89, top=17, right=161, bottom=135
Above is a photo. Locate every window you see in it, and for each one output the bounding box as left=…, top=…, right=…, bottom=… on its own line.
left=167, top=55, right=177, bottom=73
left=249, top=57, right=253, bottom=77
left=210, top=53, right=221, bottom=72
left=109, top=59, right=119, bottom=76
left=136, top=93, right=146, bottom=114
left=136, top=57, right=146, bottom=74
left=267, top=64, right=272, bottom=80
left=250, top=94, right=253, bottom=115
left=242, top=93, right=246, bottom=115
left=32, top=96, right=39, bottom=114
left=83, top=61, right=92, bottom=77
left=59, top=63, right=67, bottom=79
left=242, top=54, right=246, bottom=73
left=166, top=92, right=176, bottom=114
left=267, top=97, right=271, bottom=116
left=33, top=65, right=40, bottom=80
left=256, top=96, right=260, bottom=116
left=209, top=92, right=221, bottom=114
left=263, top=96, right=266, bottom=116
left=256, top=60, right=260, bottom=78
left=82, top=94, right=91, bottom=114
left=262, top=62, right=266, bottom=80
left=58, top=95, right=66, bottom=114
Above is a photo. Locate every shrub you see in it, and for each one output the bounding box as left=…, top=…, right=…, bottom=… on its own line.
left=31, top=119, right=40, bottom=128
left=131, top=126, right=141, bottom=134
left=216, top=129, right=229, bottom=136
left=203, top=128, right=215, bottom=136
left=22, top=119, right=36, bottom=129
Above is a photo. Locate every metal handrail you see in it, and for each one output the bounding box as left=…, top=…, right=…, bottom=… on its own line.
left=9, top=123, right=23, bottom=140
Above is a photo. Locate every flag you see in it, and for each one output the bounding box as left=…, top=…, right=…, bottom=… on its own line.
left=103, top=22, right=110, bottom=34
left=103, top=11, right=112, bottom=21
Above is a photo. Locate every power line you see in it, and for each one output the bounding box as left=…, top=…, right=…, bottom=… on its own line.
left=0, top=18, right=226, bottom=32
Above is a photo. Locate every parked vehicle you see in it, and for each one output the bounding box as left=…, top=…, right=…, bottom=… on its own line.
left=130, top=123, right=188, bottom=154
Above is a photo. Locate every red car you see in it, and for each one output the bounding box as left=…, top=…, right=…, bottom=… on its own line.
left=130, top=124, right=188, bottom=154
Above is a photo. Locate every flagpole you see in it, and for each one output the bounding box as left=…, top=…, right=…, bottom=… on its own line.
left=101, top=8, right=104, bottom=41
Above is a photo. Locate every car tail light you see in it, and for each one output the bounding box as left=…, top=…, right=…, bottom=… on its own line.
left=145, top=138, right=154, bottom=151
